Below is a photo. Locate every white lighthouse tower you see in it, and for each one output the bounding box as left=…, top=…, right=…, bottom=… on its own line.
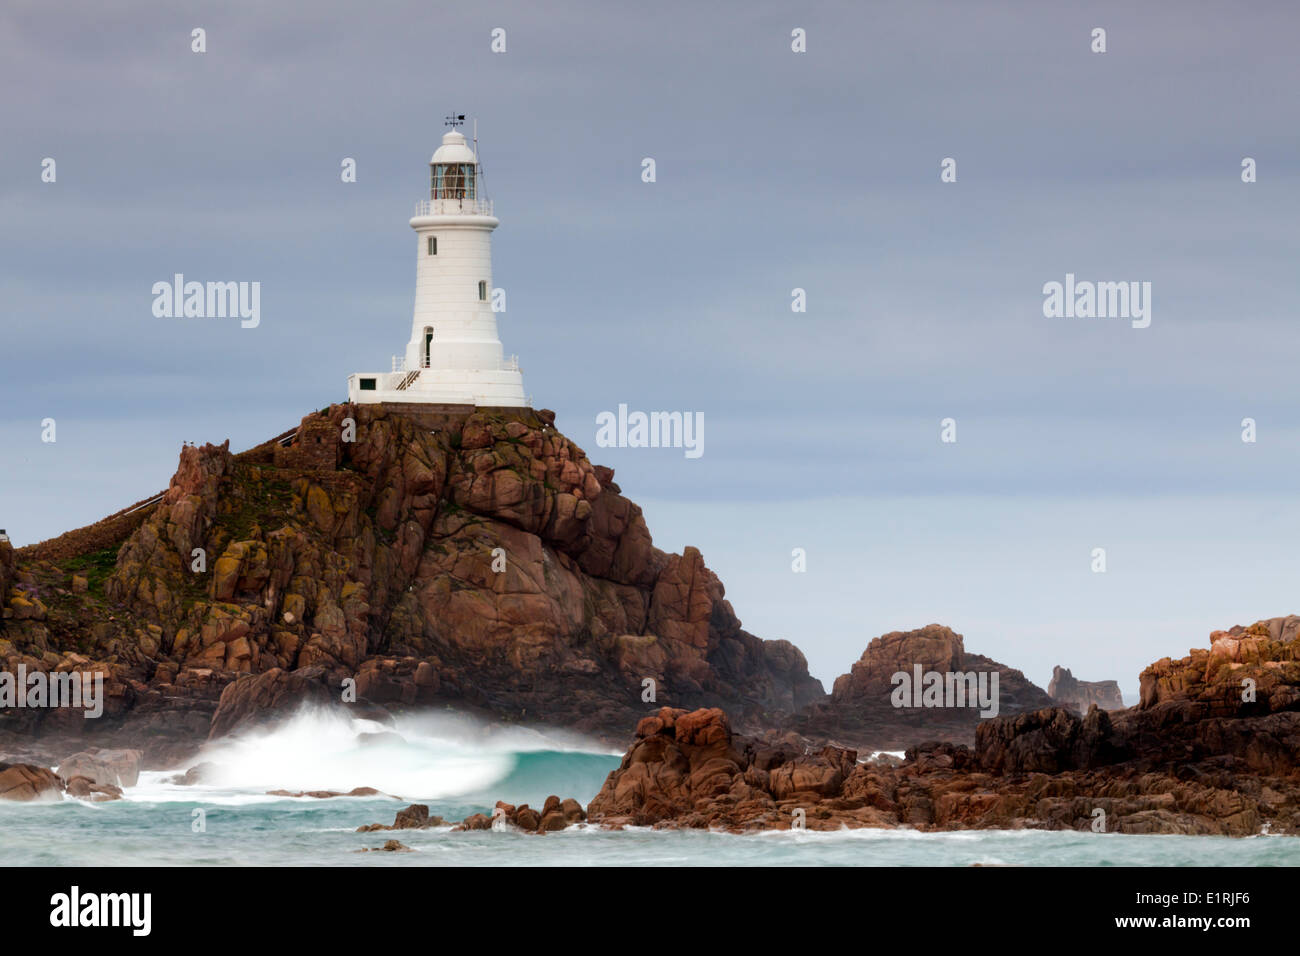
left=347, top=120, right=528, bottom=407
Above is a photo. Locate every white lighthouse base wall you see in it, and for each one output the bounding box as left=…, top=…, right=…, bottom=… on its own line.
left=347, top=369, right=528, bottom=407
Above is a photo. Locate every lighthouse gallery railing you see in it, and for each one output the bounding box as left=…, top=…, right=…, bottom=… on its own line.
left=392, top=355, right=520, bottom=373
left=413, top=198, right=494, bottom=216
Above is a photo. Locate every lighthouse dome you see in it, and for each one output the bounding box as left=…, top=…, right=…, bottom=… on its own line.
left=431, top=129, right=477, bottom=165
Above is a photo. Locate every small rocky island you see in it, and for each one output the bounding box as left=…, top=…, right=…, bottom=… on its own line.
left=3, top=405, right=1299, bottom=839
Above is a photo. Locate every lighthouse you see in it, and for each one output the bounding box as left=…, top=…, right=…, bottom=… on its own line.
left=347, top=121, right=528, bottom=407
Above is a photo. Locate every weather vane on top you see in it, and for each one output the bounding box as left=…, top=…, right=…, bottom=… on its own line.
left=444, top=113, right=466, bottom=129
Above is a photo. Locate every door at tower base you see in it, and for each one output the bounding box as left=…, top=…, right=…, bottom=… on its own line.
left=346, top=367, right=529, bottom=408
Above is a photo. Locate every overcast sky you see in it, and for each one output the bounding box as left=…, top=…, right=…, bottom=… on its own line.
left=3, top=0, right=1299, bottom=698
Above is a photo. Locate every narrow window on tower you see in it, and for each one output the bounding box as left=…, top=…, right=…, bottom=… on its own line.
left=478, top=280, right=487, bottom=301
left=427, top=237, right=437, bottom=255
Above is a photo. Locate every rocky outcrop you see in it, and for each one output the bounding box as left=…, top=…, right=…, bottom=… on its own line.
left=57, top=748, right=142, bottom=788
left=207, top=667, right=337, bottom=739
left=65, top=775, right=122, bottom=801
left=356, top=804, right=449, bottom=831
left=1, top=405, right=824, bottom=757
left=1139, top=615, right=1300, bottom=715
left=568, top=689, right=1299, bottom=835
left=358, top=839, right=413, bottom=852
left=789, top=625, right=1055, bottom=750
left=573, top=619, right=1300, bottom=834
left=455, top=795, right=587, bottom=833
left=586, top=707, right=825, bottom=830
left=1048, top=665, right=1123, bottom=713
left=0, top=761, right=64, bottom=801
left=367, top=615, right=1300, bottom=838
left=974, top=705, right=1130, bottom=774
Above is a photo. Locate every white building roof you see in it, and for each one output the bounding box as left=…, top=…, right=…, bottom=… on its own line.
left=431, top=129, right=478, bottom=165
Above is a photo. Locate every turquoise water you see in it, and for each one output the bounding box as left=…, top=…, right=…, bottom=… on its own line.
left=2, top=710, right=1297, bottom=866
left=4, top=799, right=1300, bottom=866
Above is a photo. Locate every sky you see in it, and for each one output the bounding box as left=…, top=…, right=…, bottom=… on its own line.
left=3, top=0, right=1299, bottom=701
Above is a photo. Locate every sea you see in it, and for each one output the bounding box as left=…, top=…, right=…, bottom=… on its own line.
left=1, top=710, right=1296, bottom=867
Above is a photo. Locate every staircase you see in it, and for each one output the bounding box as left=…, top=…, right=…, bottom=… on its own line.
left=395, top=370, right=421, bottom=390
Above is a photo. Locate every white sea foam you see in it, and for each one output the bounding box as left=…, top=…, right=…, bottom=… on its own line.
left=125, top=707, right=614, bottom=802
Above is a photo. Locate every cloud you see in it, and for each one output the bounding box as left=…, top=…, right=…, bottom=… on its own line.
left=2, top=0, right=1297, bottom=675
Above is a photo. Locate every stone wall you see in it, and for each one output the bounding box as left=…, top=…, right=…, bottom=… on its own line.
left=15, top=494, right=162, bottom=564
left=273, top=417, right=340, bottom=471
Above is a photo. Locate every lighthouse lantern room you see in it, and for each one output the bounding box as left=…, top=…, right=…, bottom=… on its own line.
left=347, top=120, right=528, bottom=407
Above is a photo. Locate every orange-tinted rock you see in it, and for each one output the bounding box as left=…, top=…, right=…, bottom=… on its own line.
left=65, top=775, right=123, bottom=801
left=207, top=667, right=336, bottom=739
left=0, top=762, right=64, bottom=801
left=356, top=803, right=448, bottom=831
left=515, top=806, right=541, bottom=830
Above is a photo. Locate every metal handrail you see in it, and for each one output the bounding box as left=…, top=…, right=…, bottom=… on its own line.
left=390, top=355, right=523, bottom=374
left=414, top=197, right=494, bottom=216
